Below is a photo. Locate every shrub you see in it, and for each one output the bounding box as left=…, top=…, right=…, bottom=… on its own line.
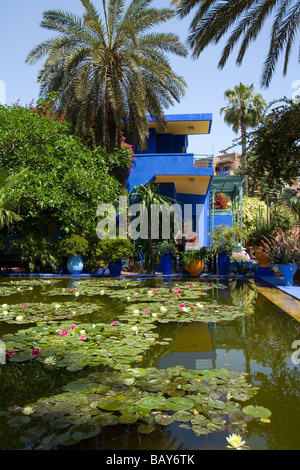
left=95, top=238, right=135, bottom=265
left=60, top=235, right=89, bottom=257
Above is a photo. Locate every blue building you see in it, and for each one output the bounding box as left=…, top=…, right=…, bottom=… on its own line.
left=126, top=113, right=214, bottom=247
left=126, top=113, right=245, bottom=248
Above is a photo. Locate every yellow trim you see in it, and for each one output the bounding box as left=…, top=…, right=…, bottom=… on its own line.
left=155, top=175, right=211, bottom=195
left=148, top=120, right=211, bottom=135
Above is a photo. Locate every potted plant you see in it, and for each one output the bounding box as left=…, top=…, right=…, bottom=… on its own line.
left=96, top=238, right=134, bottom=277
left=260, top=228, right=300, bottom=286
left=182, top=247, right=208, bottom=276
left=60, top=235, right=89, bottom=275
left=208, top=225, right=248, bottom=276
left=157, top=240, right=176, bottom=275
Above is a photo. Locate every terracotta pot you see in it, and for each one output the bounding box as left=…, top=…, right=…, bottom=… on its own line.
left=185, top=259, right=205, bottom=276
left=255, top=247, right=270, bottom=268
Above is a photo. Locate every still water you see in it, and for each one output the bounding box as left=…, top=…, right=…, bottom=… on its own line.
left=0, top=277, right=299, bottom=450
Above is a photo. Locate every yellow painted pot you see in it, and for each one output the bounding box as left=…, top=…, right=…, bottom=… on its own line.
left=185, top=260, right=205, bottom=277
left=255, top=247, right=270, bottom=268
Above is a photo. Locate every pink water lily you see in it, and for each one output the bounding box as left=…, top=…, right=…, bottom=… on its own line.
left=6, top=350, right=15, bottom=357
left=111, top=321, right=119, bottom=326
left=60, top=330, right=69, bottom=336
left=179, top=304, right=185, bottom=308
left=30, top=348, right=41, bottom=357
left=21, top=303, right=27, bottom=308
left=79, top=335, right=87, bottom=341
left=70, top=325, right=76, bottom=330
left=144, top=309, right=150, bottom=313
left=156, top=290, right=160, bottom=292
left=72, top=288, right=76, bottom=292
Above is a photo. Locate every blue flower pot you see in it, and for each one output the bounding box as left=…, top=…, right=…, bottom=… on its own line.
left=218, top=251, right=231, bottom=276
left=108, top=262, right=123, bottom=277
left=67, top=254, right=84, bottom=275
left=160, top=252, right=173, bottom=275
left=278, top=263, right=299, bottom=286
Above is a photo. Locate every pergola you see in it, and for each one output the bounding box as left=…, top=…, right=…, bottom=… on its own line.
left=209, top=175, right=246, bottom=248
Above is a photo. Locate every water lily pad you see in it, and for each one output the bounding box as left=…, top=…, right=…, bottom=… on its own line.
left=242, top=405, right=272, bottom=419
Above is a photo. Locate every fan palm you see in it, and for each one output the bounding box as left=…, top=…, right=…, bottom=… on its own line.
left=172, top=0, right=300, bottom=88
left=220, top=83, right=266, bottom=195
left=26, top=0, right=188, bottom=150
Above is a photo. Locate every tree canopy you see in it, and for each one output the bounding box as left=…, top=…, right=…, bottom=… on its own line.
left=26, top=0, right=188, bottom=150
left=248, top=98, right=300, bottom=188
left=0, top=103, right=125, bottom=239
left=172, top=0, right=300, bottom=88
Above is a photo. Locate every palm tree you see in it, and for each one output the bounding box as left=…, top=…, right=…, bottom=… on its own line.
left=129, top=181, right=174, bottom=273
left=220, top=83, right=266, bottom=195
left=172, top=0, right=300, bottom=88
left=26, top=0, right=188, bottom=151
left=0, top=169, right=26, bottom=229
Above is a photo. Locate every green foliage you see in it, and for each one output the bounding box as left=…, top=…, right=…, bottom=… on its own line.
left=96, top=238, right=135, bottom=266
left=11, top=234, right=61, bottom=273
left=242, top=197, right=268, bottom=235
left=248, top=98, right=300, bottom=187
left=208, top=225, right=249, bottom=255
left=182, top=247, right=209, bottom=264
left=26, top=0, right=188, bottom=151
left=261, top=228, right=300, bottom=265
left=130, top=181, right=174, bottom=274
left=60, top=235, right=89, bottom=257
left=172, top=0, right=300, bottom=87
left=157, top=240, right=176, bottom=255
left=0, top=104, right=121, bottom=238
left=0, top=167, right=28, bottom=229
left=245, top=197, right=296, bottom=247
left=231, top=259, right=252, bottom=275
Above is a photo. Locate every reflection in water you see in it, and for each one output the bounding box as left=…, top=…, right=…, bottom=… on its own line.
left=0, top=277, right=299, bottom=450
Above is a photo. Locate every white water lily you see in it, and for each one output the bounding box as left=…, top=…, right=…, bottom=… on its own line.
left=131, top=326, right=139, bottom=334
left=133, top=309, right=139, bottom=315
left=124, top=378, right=135, bottom=386
left=23, top=406, right=35, bottom=416
left=127, top=297, right=131, bottom=301
left=181, top=307, right=189, bottom=312
left=2, top=311, right=8, bottom=316
left=226, top=434, right=246, bottom=450
left=2, top=304, right=8, bottom=308
left=151, top=313, right=158, bottom=318
left=196, top=303, right=204, bottom=309
left=55, top=304, right=61, bottom=309
left=44, top=356, right=56, bottom=366
left=100, top=290, right=105, bottom=295
left=160, top=307, right=167, bottom=313
left=16, top=315, right=23, bottom=322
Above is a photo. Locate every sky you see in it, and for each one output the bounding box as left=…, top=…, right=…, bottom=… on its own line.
left=0, top=0, right=299, bottom=156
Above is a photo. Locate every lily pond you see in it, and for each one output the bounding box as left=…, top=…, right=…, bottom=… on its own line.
left=0, top=276, right=299, bottom=451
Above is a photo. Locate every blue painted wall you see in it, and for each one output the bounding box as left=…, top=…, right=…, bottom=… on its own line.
left=127, top=154, right=213, bottom=191
left=126, top=117, right=215, bottom=247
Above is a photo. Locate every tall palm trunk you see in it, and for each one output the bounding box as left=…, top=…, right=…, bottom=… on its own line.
left=240, top=116, right=248, bottom=196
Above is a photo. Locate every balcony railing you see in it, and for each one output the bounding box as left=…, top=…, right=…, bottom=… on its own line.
left=194, top=154, right=213, bottom=168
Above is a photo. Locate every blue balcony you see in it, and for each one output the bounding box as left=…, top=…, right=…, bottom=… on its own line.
left=127, top=153, right=214, bottom=195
